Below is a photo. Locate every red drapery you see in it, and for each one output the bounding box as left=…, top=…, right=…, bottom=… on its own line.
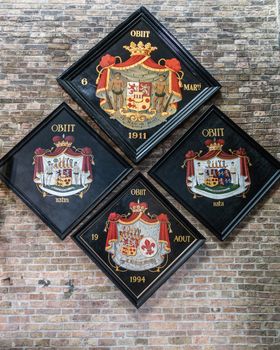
left=33, top=146, right=94, bottom=180
left=33, top=148, right=45, bottom=180
left=236, top=148, right=251, bottom=183
left=184, top=148, right=250, bottom=184
left=105, top=208, right=171, bottom=252
left=96, top=53, right=181, bottom=96
left=81, top=147, right=94, bottom=178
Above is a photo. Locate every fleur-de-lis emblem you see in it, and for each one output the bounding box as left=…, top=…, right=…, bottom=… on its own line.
left=141, top=239, right=155, bottom=255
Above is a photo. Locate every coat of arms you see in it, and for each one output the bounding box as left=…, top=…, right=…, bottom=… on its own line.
left=33, top=135, right=94, bottom=198
left=182, top=138, right=251, bottom=199
left=95, top=41, right=183, bottom=130
left=105, top=201, right=171, bottom=271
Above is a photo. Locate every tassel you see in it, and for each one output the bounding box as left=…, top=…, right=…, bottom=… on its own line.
left=168, top=222, right=173, bottom=233
left=104, top=220, right=109, bottom=232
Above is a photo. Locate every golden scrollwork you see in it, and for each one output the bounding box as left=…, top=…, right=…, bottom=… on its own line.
left=119, top=108, right=157, bottom=122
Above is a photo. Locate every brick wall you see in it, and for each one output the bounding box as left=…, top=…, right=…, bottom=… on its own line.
left=0, top=0, right=279, bottom=349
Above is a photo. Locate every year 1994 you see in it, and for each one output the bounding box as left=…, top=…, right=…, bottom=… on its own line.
left=129, top=276, right=146, bottom=283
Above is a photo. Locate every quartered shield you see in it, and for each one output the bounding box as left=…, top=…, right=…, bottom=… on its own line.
left=105, top=201, right=171, bottom=271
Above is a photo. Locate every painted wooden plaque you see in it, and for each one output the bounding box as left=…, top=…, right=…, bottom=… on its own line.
left=0, top=103, right=132, bottom=239
left=57, top=7, right=220, bottom=163
left=72, top=173, right=205, bottom=307
left=150, top=106, right=280, bottom=240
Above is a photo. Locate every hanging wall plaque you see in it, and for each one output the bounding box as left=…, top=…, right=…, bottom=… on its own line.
left=149, top=106, right=280, bottom=241
left=72, top=173, right=205, bottom=308
left=0, top=103, right=132, bottom=240
left=57, top=7, right=220, bottom=163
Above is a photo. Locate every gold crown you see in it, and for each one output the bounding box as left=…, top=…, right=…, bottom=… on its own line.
left=129, top=201, right=148, bottom=213
left=205, top=139, right=224, bottom=151
left=55, top=140, right=72, bottom=147
left=123, top=41, right=157, bottom=56
left=207, top=142, right=223, bottom=151
left=53, top=136, right=74, bottom=148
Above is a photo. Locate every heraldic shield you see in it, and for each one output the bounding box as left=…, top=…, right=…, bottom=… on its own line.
left=33, top=134, right=94, bottom=198
left=182, top=138, right=251, bottom=200
left=149, top=106, right=280, bottom=240
left=96, top=41, right=183, bottom=130
left=57, top=7, right=221, bottom=162
left=105, top=201, right=171, bottom=271
left=72, top=173, right=205, bottom=307
left=0, top=102, right=132, bottom=240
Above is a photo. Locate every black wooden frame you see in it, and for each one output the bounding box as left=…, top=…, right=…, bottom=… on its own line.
left=57, top=6, right=221, bottom=163
left=0, top=102, right=132, bottom=240
left=72, top=173, right=205, bottom=308
left=149, top=105, right=280, bottom=241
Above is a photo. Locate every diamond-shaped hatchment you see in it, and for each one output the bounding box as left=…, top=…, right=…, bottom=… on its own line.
left=149, top=106, right=280, bottom=240
left=0, top=103, right=132, bottom=239
left=72, top=173, right=205, bottom=308
left=57, top=7, right=221, bottom=163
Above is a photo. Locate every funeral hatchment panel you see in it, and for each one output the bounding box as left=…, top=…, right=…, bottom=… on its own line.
left=0, top=103, right=131, bottom=239
left=58, top=7, right=220, bottom=162
left=73, top=174, right=205, bottom=307
left=149, top=106, right=280, bottom=240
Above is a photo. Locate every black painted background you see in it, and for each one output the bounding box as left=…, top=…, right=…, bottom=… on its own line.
left=150, top=109, right=279, bottom=236
left=78, top=178, right=197, bottom=297
left=70, top=17, right=208, bottom=151
left=0, top=107, right=130, bottom=235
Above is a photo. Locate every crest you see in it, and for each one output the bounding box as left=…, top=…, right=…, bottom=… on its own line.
left=72, top=173, right=205, bottom=307
left=96, top=41, right=183, bottom=130
left=126, top=81, right=152, bottom=112
left=182, top=138, right=252, bottom=199
left=57, top=7, right=221, bottom=162
left=105, top=201, right=171, bottom=271
left=33, top=135, right=94, bottom=198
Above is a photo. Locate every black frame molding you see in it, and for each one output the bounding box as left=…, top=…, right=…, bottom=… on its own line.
left=0, top=102, right=132, bottom=240
left=72, top=173, right=205, bottom=308
left=149, top=105, right=280, bottom=241
left=57, top=6, right=221, bottom=163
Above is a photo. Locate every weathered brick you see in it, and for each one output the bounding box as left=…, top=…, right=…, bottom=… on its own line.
left=0, top=1, right=279, bottom=349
